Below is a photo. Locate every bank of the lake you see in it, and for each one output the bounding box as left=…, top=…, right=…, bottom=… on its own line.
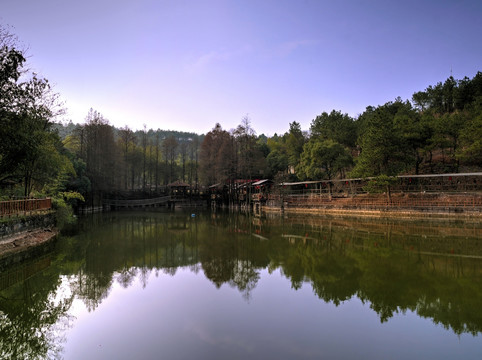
left=0, top=229, right=58, bottom=268
left=0, top=213, right=58, bottom=267
left=263, top=192, right=482, bottom=221
left=264, top=206, right=482, bottom=221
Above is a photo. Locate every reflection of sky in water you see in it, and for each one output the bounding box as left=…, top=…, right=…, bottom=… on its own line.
left=61, top=268, right=481, bottom=360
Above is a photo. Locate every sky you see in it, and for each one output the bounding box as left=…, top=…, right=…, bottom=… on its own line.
left=1, top=0, right=481, bottom=136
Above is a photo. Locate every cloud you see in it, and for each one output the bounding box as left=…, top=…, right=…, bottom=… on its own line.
left=191, top=51, right=230, bottom=69
left=186, top=45, right=253, bottom=73
left=273, top=39, right=319, bottom=57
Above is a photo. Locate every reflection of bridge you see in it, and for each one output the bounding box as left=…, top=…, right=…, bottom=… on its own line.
left=103, top=196, right=172, bottom=209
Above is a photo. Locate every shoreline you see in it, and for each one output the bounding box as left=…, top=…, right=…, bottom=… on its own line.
left=0, top=229, right=58, bottom=266
left=262, top=205, right=481, bottom=222
left=0, top=200, right=480, bottom=264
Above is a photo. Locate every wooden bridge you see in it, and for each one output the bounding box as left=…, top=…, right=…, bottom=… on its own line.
left=103, top=196, right=172, bottom=209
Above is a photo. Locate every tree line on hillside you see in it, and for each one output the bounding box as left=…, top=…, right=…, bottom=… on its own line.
left=1, top=24, right=481, bottom=210
left=199, top=72, right=482, bottom=186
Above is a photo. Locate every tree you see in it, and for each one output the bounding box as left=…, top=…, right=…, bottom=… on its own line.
left=155, top=131, right=161, bottom=192
left=179, top=141, right=188, bottom=182
left=310, top=110, right=356, bottom=148
left=432, top=111, right=468, bottom=171
left=285, top=121, right=305, bottom=167
left=412, top=91, right=431, bottom=111
left=393, top=100, right=431, bottom=174
left=118, top=125, right=136, bottom=190
left=1, top=27, right=67, bottom=195
left=266, top=148, right=289, bottom=178
left=188, top=137, right=199, bottom=189
left=199, top=123, right=234, bottom=185
left=141, top=125, right=148, bottom=191
left=352, top=101, right=410, bottom=178
left=162, top=135, right=178, bottom=184
left=457, top=112, right=482, bottom=165
left=298, top=139, right=352, bottom=180
left=81, top=109, right=120, bottom=201
left=233, top=116, right=265, bottom=180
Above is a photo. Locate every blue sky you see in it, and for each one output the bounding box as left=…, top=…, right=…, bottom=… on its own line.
left=1, top=0, right=481, bottom=135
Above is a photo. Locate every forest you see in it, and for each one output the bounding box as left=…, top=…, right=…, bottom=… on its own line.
left=1, top=25, right=481, bottom=210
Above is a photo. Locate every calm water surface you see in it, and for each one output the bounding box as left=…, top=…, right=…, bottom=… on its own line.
left=1, top=210, right=482, bottom=359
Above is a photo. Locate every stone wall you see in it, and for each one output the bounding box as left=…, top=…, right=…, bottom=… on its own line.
left=0, top=213, right=56, bottom=239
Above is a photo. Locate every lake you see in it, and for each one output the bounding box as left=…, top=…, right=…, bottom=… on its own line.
left=1, top=210, right=481, bottom=359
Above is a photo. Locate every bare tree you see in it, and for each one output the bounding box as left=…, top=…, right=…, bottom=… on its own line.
left=118, top=125, right=136, bottom=189
left=162, top=136, right=178, bottom=184
left=142, top=124, right=147, bottom=191
left=180, top=141, right=188, bottom=182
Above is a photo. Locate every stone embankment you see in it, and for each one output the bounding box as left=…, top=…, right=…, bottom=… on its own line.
left=0, top=228, right=58, bottom=267
left=0, top=213, right=58, bottom=266
left=0, top=212, right=55, bottom=238
left=264, top=192, right=482, bottom=220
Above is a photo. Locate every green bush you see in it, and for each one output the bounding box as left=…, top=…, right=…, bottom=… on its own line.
left=52, top=197, right=76, bottom=228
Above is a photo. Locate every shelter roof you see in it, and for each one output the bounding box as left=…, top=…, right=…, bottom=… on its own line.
left=252, top=179, right=272, bottom=186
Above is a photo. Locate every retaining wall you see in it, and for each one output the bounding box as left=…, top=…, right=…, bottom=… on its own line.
left=0, top=213, right=56, bottom=240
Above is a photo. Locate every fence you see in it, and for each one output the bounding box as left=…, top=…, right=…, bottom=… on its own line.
left=268, top=194, right=482, bottom=212
left=278, top=173, right=482, bottom=197
left=0, top=198, right=52, bottom=217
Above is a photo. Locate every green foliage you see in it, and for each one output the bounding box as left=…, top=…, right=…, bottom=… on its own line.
left=362, top=175, right=397, bottom=193
left=1, top=28, right=70, bottom=197
left=59, top=191, right=85, bottom=206
left=352, top=100, right=412, bottom=178
left=298, top=139, right=352, bottom=180
left=285, top=121, right=306, bottom=167
left=266, top=149, right=289, bottom=177
left=51, top=197, right=76, bottom=228
left=457, top=112, right=482, bottom=165
left=310, top=110, right=356, bottom=148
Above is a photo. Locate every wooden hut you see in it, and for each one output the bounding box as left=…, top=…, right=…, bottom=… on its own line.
left=167, top=180, right=190, bottom=198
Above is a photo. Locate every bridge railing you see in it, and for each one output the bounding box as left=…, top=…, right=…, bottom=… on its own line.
left=0, top=198, right=52, bottom=217
left=103, top=196, right=171, bottom=207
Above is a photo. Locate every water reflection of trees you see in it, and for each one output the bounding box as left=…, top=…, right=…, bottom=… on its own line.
left=0, top=258, right=73, bottom=359
left=268, top=216, right=482, bottom=335
left=85, top=213, right=482, bottom=334
left=57, top=211, right=482, bottom=336
left=2, top=210, right=481, bottom=358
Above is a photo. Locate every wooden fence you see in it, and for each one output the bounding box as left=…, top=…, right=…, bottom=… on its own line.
left=0, top=198, right=52, bottom=217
